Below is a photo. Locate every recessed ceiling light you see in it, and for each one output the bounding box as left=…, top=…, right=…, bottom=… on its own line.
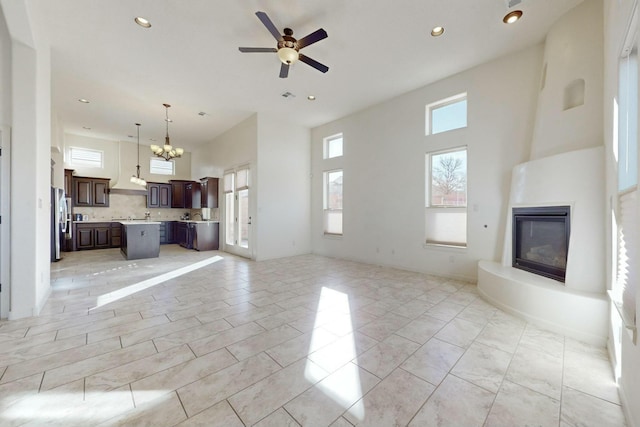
left=503, top=10, right=523, bottom=24
left=307, top=95, right=316, bottom=101
left=165, top=118, right=173, bottom=122
left=431, top=26, right=445, bottom=37
left=198, top=112, right=207, bottom=116
left=134, top=17, right=152, bottom=28
left=149, top=138, right=157, bottom=142
left=78, top=98, right=90, bottom=103
left=83, top=126, right=91, bottom=130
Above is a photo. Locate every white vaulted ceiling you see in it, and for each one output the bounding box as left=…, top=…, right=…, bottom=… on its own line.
left=32, top=0, right=583, bottom=150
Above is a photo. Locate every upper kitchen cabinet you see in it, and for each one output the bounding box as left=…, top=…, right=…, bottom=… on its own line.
left=170, top=180, right=200, bottom=209
left=185, top=182, right=201, bottom=209
left=73, top=176, right=110, bottom=207
left=64, top=169, right=74, bottom=198
left=147, top=183, right=172, bottom=209
left=171, top=180, right=188, bottom=208
left=200, top=177, right=219, bottom=208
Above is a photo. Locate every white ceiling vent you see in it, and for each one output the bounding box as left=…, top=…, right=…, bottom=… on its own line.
left=506, top=0, right=522, bottom=8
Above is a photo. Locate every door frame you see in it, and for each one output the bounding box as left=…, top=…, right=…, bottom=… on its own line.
left=223, top=166, right=253, bottom=259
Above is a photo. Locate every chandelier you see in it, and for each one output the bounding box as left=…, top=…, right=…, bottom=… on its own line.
left=130, top=123, right=147, bottom=187
left=150, top=103, right=184, bottom=161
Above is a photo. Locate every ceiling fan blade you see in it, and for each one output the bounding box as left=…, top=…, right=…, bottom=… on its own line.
left=279, top=63, right=290, bottom=78
left=239, top=47, right=277, bottom=53
left=299, top=54, right=329, bottom=73
left=297, top=28, right=328, bottom=49
left=256, top=11, right=282, bottom=41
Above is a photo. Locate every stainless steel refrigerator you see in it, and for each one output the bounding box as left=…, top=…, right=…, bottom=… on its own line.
left=51, top=187, right=69, bottom=262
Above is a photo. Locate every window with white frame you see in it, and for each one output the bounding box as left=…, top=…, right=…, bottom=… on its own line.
left=425, top=147, right=467, bottom=247
left=323, top=134, right=343, bottom=159
left=323, top=169, right=343, bottom=235
left=69, top=147, right=103, bottom=169
left=150, top=158, right=175, bottom=175
left=426, top=93, right=467, bottom=135
left=224, top=171, right=235, bottom=246
left=614, top=28, right=638, bottom=329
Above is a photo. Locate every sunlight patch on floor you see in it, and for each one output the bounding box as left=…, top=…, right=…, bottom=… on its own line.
left=90, top=255, right=223, bottom=310
left=305, top=286, right=365, bottom=420
left=1, top=390, right=168, bottom=421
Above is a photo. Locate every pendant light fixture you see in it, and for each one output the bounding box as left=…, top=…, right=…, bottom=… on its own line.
left=130, top=123, right=147, bottom=187
left=150, top=103, right=184, bottom=161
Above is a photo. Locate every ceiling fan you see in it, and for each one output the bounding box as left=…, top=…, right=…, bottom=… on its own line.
left=238, top=11, right=329, bottom=78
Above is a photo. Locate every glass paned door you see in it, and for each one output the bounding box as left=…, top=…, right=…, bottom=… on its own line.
left=224, top=168, right=251, bottom=258
left=238, top=189, right=250, bottom=248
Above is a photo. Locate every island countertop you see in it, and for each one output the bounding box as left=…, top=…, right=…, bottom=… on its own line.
left=119, top=221, right=161, bottom=225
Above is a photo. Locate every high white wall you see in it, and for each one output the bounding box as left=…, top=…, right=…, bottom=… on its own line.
left=255, top=114, right=311, bottom=261
left=530, top=0, right=604, bottom=160
left=310, top=44, right=542, bottom=280
left=62, top=134, right=192, bottom=189
left=0, top=3, right=11, bottom=318
left=191, top=113, right=311, bottom=261
left=192, top=114, right=258, bottom=258
left=2, top=0, right=53, bottom=318
left=604, top=1, right=640, bottom=425
left=191, top=114, right=257, bottom=182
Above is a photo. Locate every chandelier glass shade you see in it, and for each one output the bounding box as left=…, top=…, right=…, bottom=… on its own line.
left=130, top=123, right=147, bottom=187
left=150, top=103, right=184, bottom=161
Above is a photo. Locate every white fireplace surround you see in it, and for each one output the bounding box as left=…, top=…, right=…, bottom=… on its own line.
left=478, top=147, right=608, bottom=345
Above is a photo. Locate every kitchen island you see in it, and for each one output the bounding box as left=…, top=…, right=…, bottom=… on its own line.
left=120, top=221, right=160, bottom=260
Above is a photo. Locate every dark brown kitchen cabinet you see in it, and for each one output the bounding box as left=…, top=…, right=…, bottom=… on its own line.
left=147, top=183, right=172, bottom=209
left=170, top=180, right=200, bottom=209
left=159, top=221, right=175, bottom=244
left=72, top=177, right=110, bottom=207
left=185, top=182, right=201, bottom=209
left=171, top=180, right=188, bottom=208
left=73, top=222, right=122, bottom=250
left=64, top=169, right=74, bottom=198
left=111, top=223, right=122, bottom=247
left=74, top=178, right=92, bottom=206
left=94, top=226, right=111, bottom=248
left=200, top=177, right=219, bottom=208
left=76, top=226, right=94, bottom=250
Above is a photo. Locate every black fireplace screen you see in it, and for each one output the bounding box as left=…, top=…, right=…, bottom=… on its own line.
left=512, top=206, right=570, bottom=283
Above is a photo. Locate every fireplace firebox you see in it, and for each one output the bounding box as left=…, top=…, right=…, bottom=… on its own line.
left=512, top=206, right=570, bottom=283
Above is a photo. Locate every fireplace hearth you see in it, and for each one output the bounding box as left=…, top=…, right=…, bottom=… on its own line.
left=512, top=206, right=570, bottom=282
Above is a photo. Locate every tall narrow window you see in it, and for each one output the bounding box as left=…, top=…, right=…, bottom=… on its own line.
left=615, top=34, right=638, bottom=329
left=425, top=147, right=467, bottom=247
left=224, top=172, right=235, bottom=246
left=69, top=147, right=103, bottom=169
left=426, top=93, right=467, bottom=135
left=323, top=169, right=343, bottom=235
left=324, top=134, right=343, bottom=159
left=236, top=167, right=250, bottom=249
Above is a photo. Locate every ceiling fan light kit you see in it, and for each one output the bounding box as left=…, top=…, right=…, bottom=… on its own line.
left=239, top=11, right=329, bottom=78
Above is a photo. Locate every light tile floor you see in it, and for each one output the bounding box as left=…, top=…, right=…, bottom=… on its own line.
left=0, top=246, right=627, bottom=426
